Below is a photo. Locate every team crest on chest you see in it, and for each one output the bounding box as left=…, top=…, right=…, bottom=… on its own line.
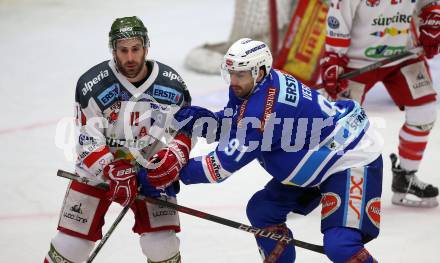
left=105, top=101, right=121, bottom=124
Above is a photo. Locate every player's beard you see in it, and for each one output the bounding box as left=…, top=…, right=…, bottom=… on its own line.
left=231, top=84, right=252, bottom=98
left=115, top=53, right=146, bottom=79
left=231, top=85, right=244, bottom=97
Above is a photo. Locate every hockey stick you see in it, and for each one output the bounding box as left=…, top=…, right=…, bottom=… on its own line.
left=338, top=46, right=423, bottom=80
left=317, top=46, right=423, bottom=89
left=87, top=200, right=131, bottom=263
left=57, top=169, right=325, bottom=254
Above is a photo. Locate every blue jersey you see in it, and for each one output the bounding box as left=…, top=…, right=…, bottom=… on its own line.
left=180, top=69, right=382, bottom=187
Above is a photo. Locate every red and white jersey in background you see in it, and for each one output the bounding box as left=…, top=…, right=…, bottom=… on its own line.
left=325, top=0, right=438, bottom=68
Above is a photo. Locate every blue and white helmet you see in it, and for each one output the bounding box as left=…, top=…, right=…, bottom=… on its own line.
left=221, top=38, right=273, bottom=84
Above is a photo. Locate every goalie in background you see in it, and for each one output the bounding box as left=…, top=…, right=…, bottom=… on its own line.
left=145, top=38, right=383, bottom=263
left=320, top=0, right=439, bottom=207
left=44, top=16, right=192, bottom=263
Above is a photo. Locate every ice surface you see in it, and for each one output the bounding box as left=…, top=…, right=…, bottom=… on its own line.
left=0, top=0, right=439, bottom=262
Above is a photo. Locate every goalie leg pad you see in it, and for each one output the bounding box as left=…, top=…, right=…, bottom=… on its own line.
left=324, top=227, right=377, bottom=263
left=45, top=231, right=94, bottom=263
left=140, top=230, right=180, bottom=262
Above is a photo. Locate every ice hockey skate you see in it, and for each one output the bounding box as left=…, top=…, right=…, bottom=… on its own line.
left=390, top=153, right=439, bottom=208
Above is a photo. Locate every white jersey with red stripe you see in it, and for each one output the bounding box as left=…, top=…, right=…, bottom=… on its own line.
left=74, top=59, right=191, bottom=181
left=325, top=0, right=438, bottom=68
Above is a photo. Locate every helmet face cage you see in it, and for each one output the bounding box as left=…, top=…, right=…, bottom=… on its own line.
left=221, top=38, right=273, bottom=86
left=109, top=16, right=150, bottom=50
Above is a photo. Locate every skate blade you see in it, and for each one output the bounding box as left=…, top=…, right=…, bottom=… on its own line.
left=392, top=193, right=439, bottom=208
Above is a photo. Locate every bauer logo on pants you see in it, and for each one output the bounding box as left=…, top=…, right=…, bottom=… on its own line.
left=321, top=192, right=341, bottom=219
left=366, top=197, right=381, bottom=229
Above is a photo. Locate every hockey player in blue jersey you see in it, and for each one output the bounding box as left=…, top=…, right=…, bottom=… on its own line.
left=144, top=38, right=383, bottom=262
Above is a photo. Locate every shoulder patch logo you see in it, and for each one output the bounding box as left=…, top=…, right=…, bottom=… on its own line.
left=327, top=16, right=340, bottom=29
left=321, top=192, right=341, bottom=220
left=205, top=153, right=222, bottom=182
left=163, top=70, right=184, bottom=83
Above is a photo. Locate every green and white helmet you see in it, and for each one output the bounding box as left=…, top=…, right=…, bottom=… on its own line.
left=109, top=16, right=149, bottom=49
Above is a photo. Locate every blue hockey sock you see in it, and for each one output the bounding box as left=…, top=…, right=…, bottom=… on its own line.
left=255, top=224, right=295, bottom=263
left=323, top=227, right=376, bottom=263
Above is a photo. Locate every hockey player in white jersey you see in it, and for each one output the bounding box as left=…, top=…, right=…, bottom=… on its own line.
left=43, top=16, right=192, bottom=263
left=321, top=0, right=440, bottom=207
